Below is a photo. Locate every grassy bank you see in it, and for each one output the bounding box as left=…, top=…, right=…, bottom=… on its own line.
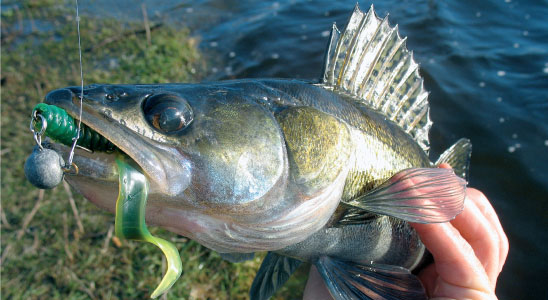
left=1, top=1, right=307, bottom=299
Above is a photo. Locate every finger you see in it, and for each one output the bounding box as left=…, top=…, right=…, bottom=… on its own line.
left=411, top=221, right=492, bottom=296
left=438, top=163, right=451, bottom=169
left=437, top=164, right=508, bottom=286
left=416, top=263, right=438, bottom=297
left=450, top=194, right=501, bottom=288
left=466, top=188, right=509, bottom=274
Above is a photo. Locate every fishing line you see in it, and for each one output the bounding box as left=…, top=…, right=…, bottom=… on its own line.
left=24, top=2, right=86, bottom=188
left=28, top=2, right=115, bottom=158
left=65, top=0, right=85, bottom=172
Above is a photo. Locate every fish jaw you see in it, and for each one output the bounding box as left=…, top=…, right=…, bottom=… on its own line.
left=44, top=86, right=193, bottom=199
left=46, top=141, right=119, bottom=213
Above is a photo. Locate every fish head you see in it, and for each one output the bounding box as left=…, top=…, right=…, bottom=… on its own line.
left=45, top=83, right=291, bottom=251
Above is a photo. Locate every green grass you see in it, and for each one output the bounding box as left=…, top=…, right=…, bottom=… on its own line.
left=1, top=1, right=308, bottom=299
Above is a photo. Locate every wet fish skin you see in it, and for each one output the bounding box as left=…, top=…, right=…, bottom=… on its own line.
left=278, top=216, right=425, bottom=271
left=37, top=5, right=472, bottom=299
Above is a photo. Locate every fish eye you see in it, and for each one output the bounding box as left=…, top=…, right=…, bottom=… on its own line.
left=143, top=93, right=194, bottom=134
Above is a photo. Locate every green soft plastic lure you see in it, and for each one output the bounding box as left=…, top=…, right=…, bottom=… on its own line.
left=115, top=158, right=183, bottom=298
left=31, top=103, right=116, bottom=152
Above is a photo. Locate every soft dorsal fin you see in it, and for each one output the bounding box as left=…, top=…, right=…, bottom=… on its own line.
left=320, top=4, right=432, bottom=152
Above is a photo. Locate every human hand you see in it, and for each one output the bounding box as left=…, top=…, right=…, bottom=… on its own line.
left=303, top=164, right=508, bottom=300
left=411, top=164, right=509, bottom=299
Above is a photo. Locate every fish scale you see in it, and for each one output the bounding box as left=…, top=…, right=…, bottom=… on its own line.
left=24, top=5, right=472, bottom=300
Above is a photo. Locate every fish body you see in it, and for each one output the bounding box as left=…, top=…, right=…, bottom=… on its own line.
left=32, top=5, right=472, bottom=299
left=46, top=79, right=428, bottom=251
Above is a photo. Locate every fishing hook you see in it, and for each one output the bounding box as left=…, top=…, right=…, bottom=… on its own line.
left=30, top=110, right=47, bottom=150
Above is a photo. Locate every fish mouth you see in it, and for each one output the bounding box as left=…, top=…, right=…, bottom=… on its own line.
left=44, top=87, right=192, bottom=210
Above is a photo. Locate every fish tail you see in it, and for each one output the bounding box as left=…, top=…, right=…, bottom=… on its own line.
left=435, top=138, right=472, bottom=181
left=314, top=256, right=427, bottom=300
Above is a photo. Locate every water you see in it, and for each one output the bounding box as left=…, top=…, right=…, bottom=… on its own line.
left=28, top=0, right=548, bottom=298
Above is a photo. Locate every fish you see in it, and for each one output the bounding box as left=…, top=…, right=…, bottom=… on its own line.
left=30, top=4, right=472, bottom=300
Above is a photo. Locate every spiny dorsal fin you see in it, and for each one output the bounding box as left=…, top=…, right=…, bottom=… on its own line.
left=320, top=4, right=432, bottom=152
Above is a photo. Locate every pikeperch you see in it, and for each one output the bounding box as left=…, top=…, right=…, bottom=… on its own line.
left=25, top=5, right=472, bottom=299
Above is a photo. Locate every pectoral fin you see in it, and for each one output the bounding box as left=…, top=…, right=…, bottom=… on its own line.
left=115, top=159, right=182, bottom=299
left=315, top=256, right=427, bottom=300
left=344, top=167, right=466, bottom=224
left=249, top=252, right=302, bottom=300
